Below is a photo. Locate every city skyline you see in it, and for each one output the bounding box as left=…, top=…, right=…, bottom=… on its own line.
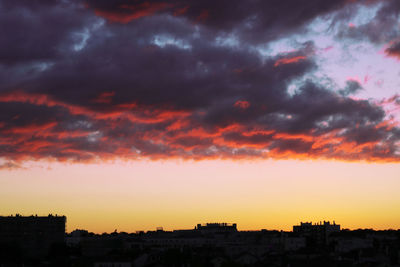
left=0, top=215, right=344, bottom=234
left=1, top=215, right=397, bottom=234
left=3, top=214, right=399, bottom=266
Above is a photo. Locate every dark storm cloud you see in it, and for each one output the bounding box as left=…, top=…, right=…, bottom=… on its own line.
left=269, top=139, right=314, bottom=154
left=0, top=0, right=399, bottom=165
left=276, top=81, right=384, bottom=134
left=338, top=80, right=363, bottom=96
left=385, top=41, right=400, bottom=59
left=85, top=0, right=358, bottom=44
left=0, top=0, right=94, bottom=66
left=335, top=0, right=400, bottom=46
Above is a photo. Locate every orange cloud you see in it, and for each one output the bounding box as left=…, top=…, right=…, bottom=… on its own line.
left=3, top=122, right=57, bottom=135
left=234, top=100, right=250, bottom=109
left=274, top=56, right=307, bottom=67
left=0, top=91, right=92, bottom=117
left=0, top=91, right=190, bottom=125
left=197, top=10, right=209, bottom=22
left=174, top=6, right=189, bottom=16
left=384, top=40, right=400, bottom=60
left=92, top=91, right=115, bottom=104
left=166, top=118, right=190, bottom=131
left=93, top=2, right=171, bottom=23
left=273, top=133, right=314, bottom=142
left=0, top=91, right=399, bottom=166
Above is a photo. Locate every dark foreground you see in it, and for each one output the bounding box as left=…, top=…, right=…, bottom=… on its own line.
left=1, top=217, right=399, bottom=266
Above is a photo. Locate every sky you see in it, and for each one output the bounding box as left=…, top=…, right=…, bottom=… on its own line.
left=0, top=0, right=400, bottom=232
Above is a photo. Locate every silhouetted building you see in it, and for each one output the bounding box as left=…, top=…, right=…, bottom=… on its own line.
left=0, top=214, right=66, bottom=258
left=195, top=223, right=237, bottom=234
left=293, top=221, right=340, bottom=245
left=62, top=221, right=399, bottom=267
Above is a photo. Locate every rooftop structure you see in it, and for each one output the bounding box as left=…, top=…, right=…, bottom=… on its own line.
left=195, top=223, right=237, bottom=233
left=293, top=221, right=340, bottom=232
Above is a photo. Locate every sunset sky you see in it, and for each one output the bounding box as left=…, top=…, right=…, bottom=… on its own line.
left=1, top=0, right=400, bottom=233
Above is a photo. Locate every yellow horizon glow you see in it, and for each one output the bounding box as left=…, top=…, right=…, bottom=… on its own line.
left=1, top=159, right=399, bottom=233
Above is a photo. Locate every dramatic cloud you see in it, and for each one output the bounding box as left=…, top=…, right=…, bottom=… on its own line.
left=385, top=40, right=400, bottom=60
left=338, top=80, right=363, bottom=96
left=85, top=0, right=363, bottom=44
left=335, top=0, right=400, bottom=44
left=0, top=0, right=399, bottom=166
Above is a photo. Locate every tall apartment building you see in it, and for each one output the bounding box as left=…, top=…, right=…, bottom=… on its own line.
left=0, top=214, right=66, bottom=258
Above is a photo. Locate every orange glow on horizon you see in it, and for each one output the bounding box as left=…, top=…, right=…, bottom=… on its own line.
left=1, top=159, right=400, bottom=233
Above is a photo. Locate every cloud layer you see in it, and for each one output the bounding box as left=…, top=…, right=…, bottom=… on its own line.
left=0, top=0, right=399, bottom=166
